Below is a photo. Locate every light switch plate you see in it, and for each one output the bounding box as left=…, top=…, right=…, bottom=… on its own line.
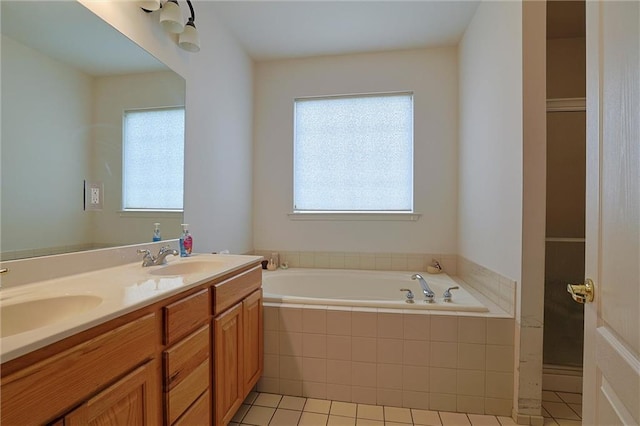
left=84, top=181, right=103, bottom=211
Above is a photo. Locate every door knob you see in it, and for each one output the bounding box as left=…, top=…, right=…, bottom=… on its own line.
left=567, top=278, right=595, bottom=304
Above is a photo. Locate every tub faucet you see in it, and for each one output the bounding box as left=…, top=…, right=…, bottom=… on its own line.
left=411, top=273, right=435, bottom=302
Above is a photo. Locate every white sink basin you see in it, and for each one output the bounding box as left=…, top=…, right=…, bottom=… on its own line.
left=1, top=295, right=103, bottom=337
left=148, top=260, right=227, bottom=276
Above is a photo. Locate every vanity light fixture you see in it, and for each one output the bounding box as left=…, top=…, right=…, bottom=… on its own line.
left=141, top=0, right=201, bottom=53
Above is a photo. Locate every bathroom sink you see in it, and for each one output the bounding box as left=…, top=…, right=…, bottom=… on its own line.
left=148, top=260, right=227, bottom=276
left=1, top=295, right=103, bottom=338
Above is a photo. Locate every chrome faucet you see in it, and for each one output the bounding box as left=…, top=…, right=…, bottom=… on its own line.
left=137, top=246, right=179, bottom=267
left=411, top=273, right=435, bottom=302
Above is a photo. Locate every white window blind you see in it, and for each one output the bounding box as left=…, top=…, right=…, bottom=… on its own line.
left=123, top=107, right=184, bottom=210
left=294, top=93, right=413, bottom=212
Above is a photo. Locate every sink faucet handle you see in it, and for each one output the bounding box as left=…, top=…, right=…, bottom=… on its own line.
left=137, top=249, right=156, bottom=267
left=137, top=248, right=151, bottom=256
left=400, top=288, right=414, bottom=300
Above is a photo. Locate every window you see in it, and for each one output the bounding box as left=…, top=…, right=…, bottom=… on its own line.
left=123, top=107, right=184, bottom=210
left=294, top=93, right=413, bottom=212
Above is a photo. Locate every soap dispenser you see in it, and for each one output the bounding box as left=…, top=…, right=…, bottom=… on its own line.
left=179, top=224, right=193, bottom=257
left=152, top=223, right=161, bottom=242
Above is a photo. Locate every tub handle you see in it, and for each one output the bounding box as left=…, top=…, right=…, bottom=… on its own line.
left=400, top=288, right=414, bottom=302
left=443, top=286, right=459, bottom=302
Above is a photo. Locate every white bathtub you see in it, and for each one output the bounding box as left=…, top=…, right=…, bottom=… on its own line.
left=262, top=268, right=488, bottom=312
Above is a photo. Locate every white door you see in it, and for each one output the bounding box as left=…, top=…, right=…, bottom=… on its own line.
left=580, top=1, right=639, bottom=424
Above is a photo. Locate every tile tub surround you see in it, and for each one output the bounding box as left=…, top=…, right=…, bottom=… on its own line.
left=259, top=305, right=515, bottom=416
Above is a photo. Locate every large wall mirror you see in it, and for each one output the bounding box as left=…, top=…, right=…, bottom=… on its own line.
left=1, top=1, right=186, bottom=261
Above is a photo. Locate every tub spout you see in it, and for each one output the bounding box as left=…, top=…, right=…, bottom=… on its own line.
left=411, top=273, right=435, bottom=302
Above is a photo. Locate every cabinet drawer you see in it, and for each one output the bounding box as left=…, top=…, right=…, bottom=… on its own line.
left=165, top=359, right=209, bottom=425
left=173, top=389, right=210, bottom=426
left=164, top=289, right=209, bottom=345
left=212, top=266, right=261, bottom=315
left=163, top=324, right=210, bottom=391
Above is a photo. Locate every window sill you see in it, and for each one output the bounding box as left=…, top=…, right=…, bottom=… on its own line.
left=288, top=212, right=421, bottom=221
left=119, top=210, right=183, bottom=218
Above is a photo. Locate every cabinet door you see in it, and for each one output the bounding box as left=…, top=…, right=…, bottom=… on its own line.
left=214, top=302, right=244, bottom=426
left=243, top=289, right=263, bottom=395
left=65, top=360, right=159, bottom=426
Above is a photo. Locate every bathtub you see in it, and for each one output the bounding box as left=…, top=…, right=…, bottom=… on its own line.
left=262, top=268, right=488, bottom=312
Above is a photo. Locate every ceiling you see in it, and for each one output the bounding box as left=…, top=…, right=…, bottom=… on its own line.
left=206, top=1, right=481, bottom=61
left=1, top=1, right=166, bottom=76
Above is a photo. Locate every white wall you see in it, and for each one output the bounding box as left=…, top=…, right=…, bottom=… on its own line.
left=253, top=48, right=458, bottom=254
left=1, top=35, right=93, bottom=254
left=457, top=1, right=523, bottom=282
left=91, top=71, right=185, bottom=245
left=80, top=1, right=254, bottom=255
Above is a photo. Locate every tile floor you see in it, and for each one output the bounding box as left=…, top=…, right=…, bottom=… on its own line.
left=231, top=391, right=583, bottom=426
left=541, top=390, right=582, bottom=426
left=231, top=392, right=519, bottom=426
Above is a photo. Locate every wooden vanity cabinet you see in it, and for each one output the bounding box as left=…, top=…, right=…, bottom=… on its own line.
left=0, top=261, right=263, bottom=426
left=212, top=266, right=263, bottom=426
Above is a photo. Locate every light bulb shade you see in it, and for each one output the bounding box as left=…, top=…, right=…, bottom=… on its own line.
left=179, top=22, right=200, bottom=52
left=138, top=0, right=160, bottom=12
left=160, top=0, right=184, bottom=34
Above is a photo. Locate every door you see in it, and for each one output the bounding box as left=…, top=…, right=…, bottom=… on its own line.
left=243, top=289, right=264, bottom=395
left=581, top=1, right=639, bottom=424
left=214, top=302, right=244, bottom=426
left=64, top=361, right=159, bottom=426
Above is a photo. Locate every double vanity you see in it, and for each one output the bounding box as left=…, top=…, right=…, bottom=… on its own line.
left=0, top=251, right=263, bottom=426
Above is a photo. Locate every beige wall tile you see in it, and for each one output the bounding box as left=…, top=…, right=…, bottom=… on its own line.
left=391, top=256, right=408, bottom=271
left=429, top=367, right=457, bottom=394
left=403, top=392, right=431, bottom=410
left=352, top=312, right=378, bottom=337
left=431, top=316, right=459, bottom=342
left=484, top=397, right=513, bottom=417
left=303, top=309, right=327, bottom=334
left=315, top=253, right=331, bottom=268
left=457, top=396, right=485, bottom=415
left=280, top=379, right=303, bottom=396
left=377, top=364, right=403, bottom=390
left=327, top=335, right=352, bottom=360
left=352, top=337, right=377, bottom=362
left=326, top=384, right=352, bottom=402
left=302, top=357, right=327, bottom=383
left=280, top=307, right=303, bottom=332
left=377, top=388, right=403, bottom=407
left=352, top=362, right=377, bottom=388
left=430, top=342, right=458, bottom=368
left=403, top=365, right=429, bottom=392
left=430, top=393, right=457, bottom=412
left=457, top=370, right=485, bottom=397
left=257, top=377, right=280, bottom=394
left=327, top=310, right=352, bottom=336
left=280, top=355, right=303, bottom=380
left=375, top=255, right=392, bottom=270
left=264, top=330, right=280, bottom=355
left=264, top=306, right=280, bottom=331
left=282, top=251, right=300, bottom=268
left=486, top=345, right=514, bottom=372
left=300, top=253, right=315, bottom=268
left=457, top=343, right=486, bottom=370
left=440, top=255, right=457, bottom=275
left=360, top=254, right=376, bottom=270
left=407, top=256, right=425, bottom=272
left=458, top=317, right=487, bottom=344
left=303, top=333, right=327, bottom=358
left=486, top=318, right=514, bottom=345
left=330, top=253, right=346, bottom=269
left=352, top=386, right=378, bottom=405
left=485, top=371, right=514, bottom=399
left=327, top=359, right=352, bottom=385
left=280, top=331, right=303, bottom=356
left=403, top=313, right=430, bottom=341
left=378, top=339, right=404, bottom=364
left=264, top=353, right=280, bottom=378
left=403, top=340, right=429, bottom=366
left=378, top=313, right=404, bottom=339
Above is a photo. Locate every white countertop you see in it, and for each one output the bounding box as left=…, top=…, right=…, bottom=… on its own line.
left=0, top=253, right=262, bottom=363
